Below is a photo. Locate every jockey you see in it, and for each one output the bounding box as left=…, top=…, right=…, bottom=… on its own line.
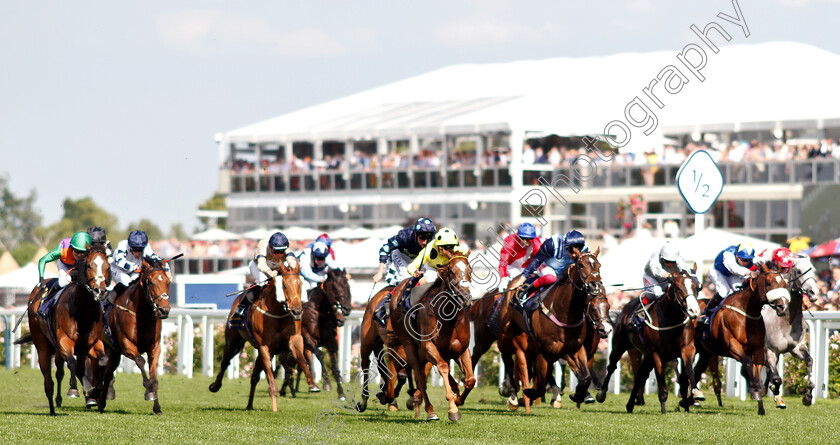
left=299, top=241, right=336, bottom=298
left=234, top=231, right=290, bottom=319
left=697, top=243, right=756, bottom=327
left=515, top=229, right=588, bottom=307
left=498, top=222, right=543, bottom=289
left=398, top=227, right=470, bottom=310
left=372, top=218, right=437, bottom=327
left=641, top=242, right=691, bottom=305
left=87, top=226, right=112, bottom=258
left=107, top=230, right=169, bottom=306
left=36, top=232, right=91, bottom=316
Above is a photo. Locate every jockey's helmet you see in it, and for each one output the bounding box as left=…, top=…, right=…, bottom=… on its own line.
left=564, top=230, right=585, bottom=248
left=87, top=226, right=107, bottom=244
left=269, top=232, right=289, bottom=253
left=311, top=241, right=329, bottom=259
left=772, top=247, right=795, bottom=269
left=659, top=242, right=681, bottom=263
left=736, top=243, right=755, bottom=260
left=517, top=222, right=537, bottom=239
left=128, top=230, right=148, bottom=249
left=414, top=217, right=436, bottom=234
left=435, top=227, right=459, bottom=247
left=315, top=233, right=332, bottom=247
left=70, top=232, right=91, bottom=252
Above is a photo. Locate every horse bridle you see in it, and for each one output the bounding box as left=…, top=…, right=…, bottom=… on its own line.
left=445, top=255, right=472, bottom=308
left=748, top=269, right=786, bottom=311
left=318, top=276, right=348, bottom=319
left=142, top=266, right=170, bottom=316
left=665, top=272, right=694, bottom=316
left=570, top=253, right=610, bottom=329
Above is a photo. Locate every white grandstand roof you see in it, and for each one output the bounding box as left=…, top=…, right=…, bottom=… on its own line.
left=223, top=42, right=840, bottom=152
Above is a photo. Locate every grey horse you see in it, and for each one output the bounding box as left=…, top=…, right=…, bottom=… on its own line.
left=761, top=254, right=819, bottom=408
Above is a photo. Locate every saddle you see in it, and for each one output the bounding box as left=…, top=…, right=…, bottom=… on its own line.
left=698, top=296, right=727, bottom=342
left=228, top=301, right=252, bottom=331
left=512, top=283, right=556, bottom=338
left=36, top=279, right=61, bottom=319
left=102, top=303, right=121, bottom=353
left=486, top=294, right=504, bottom=337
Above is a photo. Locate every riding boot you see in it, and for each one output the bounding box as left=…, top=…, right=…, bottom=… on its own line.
left=697, top=293, right=724, bottom=327
left=399, top=277, right=420, bottom=313
left=374, top=296, right=389, bottom=328
left=234, top=287, right=256, bottom=319
left=513, top=283, right=536, bottom=311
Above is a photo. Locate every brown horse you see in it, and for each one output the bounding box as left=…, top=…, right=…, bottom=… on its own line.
left=388, top=252, right=476, bottom=421
left=356, top=285, right=415, bottom=413
left=597, top=269, right=700, bottom=413
left=209, top=254, right=318, bottom=411
left=96, top=257, right=172, bottom=414
left=692, top=264, right=790, bottom=415
left=295, top=268, right=351, bottom=398
left=18, top=245, right=110, bottom=415
left=514, top=248, right=612, bottom=410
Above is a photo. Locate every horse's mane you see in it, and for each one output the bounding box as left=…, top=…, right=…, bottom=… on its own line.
left=89, top=243, right=107, bottom=254
left=145, top=257, right=164, bottom=269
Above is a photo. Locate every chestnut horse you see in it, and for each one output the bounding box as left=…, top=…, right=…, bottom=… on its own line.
left=356, top=286, right=415, bottom=413
left=693, top=264, right=790, bottom=415
left=209, top=255, right=317, bottom=411
left=18, top=245, right=110, bottom=415
left=388, top=252, right=476, bottom=421
left=295, top=268, right=351, bottom=398
left=513, top=248, right=612, bottom=410
left=96, top=258, right=172, bottom=414
left=597, top=269, right=700, bottom=413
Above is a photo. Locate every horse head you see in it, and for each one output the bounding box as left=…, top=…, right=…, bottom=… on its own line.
left=439, top=248, right=472, bottom=309
left=80, top=245, right=110, bottom=302
left=667, top=269, right=701, bottom=319
left=791, top=255, right=819, bottom=303
left=277, top=254, right=303, bottom=320
left=570, top=247, right=612, bottom=338
left=753, top=263, right=791, bottom=317
left=141, top=258, right=171, bottom=319
left=321, top=268, right=350, bottom=327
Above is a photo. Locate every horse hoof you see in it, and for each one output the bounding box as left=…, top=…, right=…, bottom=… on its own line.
left=584, top=394, right=595, bottom=404
left=86, top=398, right=97, bottom=408
left=426, top=413, right=439, bottom=421
left=774, top=395, right=786, bottom=409
left=802, top=395, right=813, bottom=407
left=55, top=397, right=62, bottom=408
left=208, top=383, right=221, bottom=393
left=154, top=410, right=163, bottom=415
left=106, top=387, right=115, bottom=401
left=324, top=382, right=332, bottom=392
left=145, top=391, right=157, bottom=401
left=507, top=400, right=519, bottom=411
left=448, top=411, right=461, bottom=422
left=67, top=389, right=80, bottom=398
left=406, top=398, right=415, bottom=411
left=356, top=402, right=366, bottom=413
left=338, top=395, right=346, bottom=401
left=388, top=404, right=398, bottom=412
left=552, top=400, right=562, bottom=409
left=692, top=389, right=705, bottom=401
left=308, top=385, right=321, bottom=393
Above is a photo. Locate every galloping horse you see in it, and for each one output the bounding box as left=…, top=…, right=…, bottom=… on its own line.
left=513, top=248, right=612, bottom=410
left=597, top=269, right=700, bottom=413
left=763, top=255, right=819, bottom=408
left=295, top=268, right=351, bottom=399
left=356, top=285, right=415, bottom=413
left=96, top=258, right=172, bottom=414
left=209, top=255, right=318, bottom=411
left=693, top=263, right=790, bottom=415
left=388, top=252, right=476, bottom=421
left=18, top=244, right=110, bottom=415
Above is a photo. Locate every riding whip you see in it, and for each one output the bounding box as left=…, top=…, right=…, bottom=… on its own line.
left=226, top=277, right=272, bottom=297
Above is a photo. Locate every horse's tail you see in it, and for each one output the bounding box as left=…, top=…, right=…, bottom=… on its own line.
left=14, top=333, right=33, bottom=345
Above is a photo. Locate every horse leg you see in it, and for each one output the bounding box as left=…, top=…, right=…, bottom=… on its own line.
left=58, top=338, right=80, bottom=404
left=246, top=359, right=264, bottom=411
left=54, top=355, right=65, bottom=407
left=597, top=329, right=630, bottom=404
left=256, top=345, right=279, bottom=412
left=678, top=348, right=698, bottom=412
left=209, top=329, right=246, bottom=393
left=731, top=345, right=764, bottom=415
left=790, top=342, right=814, bottom=406
left=709, top=355, right=723, bottom=407
left=567, top=349, right=593, bottom=409
left=423, top=344, right=460, bottom=421
left=500, top=350, right=519, bottom=409
left=764, top=348, right=785, bottom=409
left=454, top=350, right=476, bottom=406
left=290, top=334, right=319, bottom=392
left=651, top=354, right=669, bottom=414
left=629, top=349, right=646, bottom=406
left=96, top=349, right=121, bottom=413
left=627, top=356, right=654, bottom=414
left=328, top=348, right=345, bottom=400
left=38, top=346, right=57, bottom=416
left=313, top=347, right=330, bottom=393
left=513, top=347, right=532, bottom=414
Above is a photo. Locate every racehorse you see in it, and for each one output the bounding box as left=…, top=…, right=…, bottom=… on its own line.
left=693, top=263, right=790, bottom=415
left=388, top=252, right=476, bottom=421
left=209, top=255, right=318, bottom=411
left=356, top=286, right=415, bottom=413
left=763, top=255, right=819, bottom=408
left=513, top=248, right=612, bottom=410
left=17, top=244, right=110, bottom=415
left=295, top=268, right=351, bottom=399
left=597, top=269, right=700, bottom=413
left=96, top=258, right=172, bottom=414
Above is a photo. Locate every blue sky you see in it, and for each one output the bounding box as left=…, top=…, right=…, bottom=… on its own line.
left=0, top=0, right=836, bottom=233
